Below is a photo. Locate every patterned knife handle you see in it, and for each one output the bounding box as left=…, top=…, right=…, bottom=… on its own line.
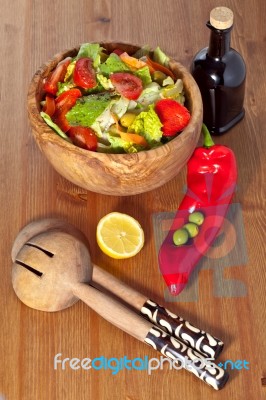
left=141, top=299, right=224, bottom=359
left=145, top=326, right=228, bottom=391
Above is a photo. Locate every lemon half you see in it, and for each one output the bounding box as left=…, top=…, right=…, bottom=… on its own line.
left=96, top=212, right=145, bottom=259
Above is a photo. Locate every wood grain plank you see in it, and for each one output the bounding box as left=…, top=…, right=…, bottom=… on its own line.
left=1, top=0, right=266, bottom=399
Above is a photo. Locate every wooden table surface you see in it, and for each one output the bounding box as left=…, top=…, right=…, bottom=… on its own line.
left=1, top=0, right=265, bottom=399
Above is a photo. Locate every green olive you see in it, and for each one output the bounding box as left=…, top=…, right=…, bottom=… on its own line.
left=120, top=112, right=137, bottom=128
left=188, top=211, right=205, bottom=226
left=153, top=71, right=167, bottom=85
left=173, top=228, right=189, bottom=246
left=183, top=223, right=199, bottom=238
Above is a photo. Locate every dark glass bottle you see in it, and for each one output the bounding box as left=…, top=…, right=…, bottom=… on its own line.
left=191, top=7, right=246, bottom=135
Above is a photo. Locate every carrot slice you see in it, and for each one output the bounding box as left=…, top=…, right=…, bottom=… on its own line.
left=111, top=112, right=148, bottom=147
left=119, top=131, right=148, bottom=147
left=120, top=52, right=148, bottom=70
left=146, top=56, right=175, bottom=80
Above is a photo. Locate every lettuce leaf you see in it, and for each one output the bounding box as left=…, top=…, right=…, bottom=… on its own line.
left=66, top=93, right=111, bottom=127
left=134, top=66, right=152, bottom=86
left=76, top=43, right=104, bottom=68
left=57, top=81, right=76, bottom=95
left=99, top=53, right=130, bottom=76
left=153, top=46, right=170, bottom=67
left=136, top=82, right=161, bottom=109
left=64, top=61, right=76, bottom=81
left=128, top=104, right=162, bottom=144
left=161, top=78, right=185, bottom=104
left=97, top=73, right=114, bottom=90
left=162, top=76, right=174, bottom=86
left=56, top=61, right=77, bottom=95
left=111, top=96, right=130, bottom=118
left=40, top=112, right=70, bottom=140
left=90, top=107, right=116, bottom=138
left=132, top=45, right=151, bottom=59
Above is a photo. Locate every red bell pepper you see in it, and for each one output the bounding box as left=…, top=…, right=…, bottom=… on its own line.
left=42, top=95, right=55, bottom=117
left=158, top=124, right=238, bottom=295
left=52, top=88, right=82, bottom=132
left=43, top=57, right=71, bottom=95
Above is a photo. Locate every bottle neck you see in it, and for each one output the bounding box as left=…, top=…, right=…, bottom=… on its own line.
left=207, top=22, right=232, bottom=59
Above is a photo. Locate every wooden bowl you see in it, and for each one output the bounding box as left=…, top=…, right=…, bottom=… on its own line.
left=27, top=42, right=203, bottom=196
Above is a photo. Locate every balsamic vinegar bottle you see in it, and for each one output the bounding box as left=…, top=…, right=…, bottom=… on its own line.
left=191, top=7, right=246, bottom=135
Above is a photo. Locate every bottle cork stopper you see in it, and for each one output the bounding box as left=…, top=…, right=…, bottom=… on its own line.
left=210, top=7, right=233, bottom=29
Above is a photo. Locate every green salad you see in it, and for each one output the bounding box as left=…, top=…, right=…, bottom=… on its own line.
left=41, top=43, right=191, bottom=153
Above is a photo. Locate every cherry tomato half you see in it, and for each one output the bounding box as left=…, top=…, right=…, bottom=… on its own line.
left=68, top=126, right=98, bottom=151
left=73, top=57, right=97, bottom=89
left=43, top=57, right=71, bottom=95
left=110, top=72, right=143, bottom=100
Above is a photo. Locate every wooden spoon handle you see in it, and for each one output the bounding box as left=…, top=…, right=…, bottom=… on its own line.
left=72, top=282, right=228, bottom=391
left=92, top=264, right=146, bottom=310
left=72, top=282, right=150, bottom=341
left=92, top=265, right=224, bottom=359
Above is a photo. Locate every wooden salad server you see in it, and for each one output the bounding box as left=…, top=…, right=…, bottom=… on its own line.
left=12, top=219, right=224, bottom=359
left=11, top=219, right=228, bottom=390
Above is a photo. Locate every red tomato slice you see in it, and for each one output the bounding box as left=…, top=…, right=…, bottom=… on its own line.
left=73, top=58, right=97, bottom=89
left=43, top=57, right=71, bottom=95
left=155, top=98, right=191, bottom=136
left=68, top=127, right=98, bottom=151
left=110, top=73, right=143, bottom=100
left=52, top=89, right=82, bottom=132
left=55, top=88, right=82, bottom=112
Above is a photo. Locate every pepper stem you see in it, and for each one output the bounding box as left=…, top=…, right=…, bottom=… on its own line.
left=202, top=123, right=215, bottom=148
